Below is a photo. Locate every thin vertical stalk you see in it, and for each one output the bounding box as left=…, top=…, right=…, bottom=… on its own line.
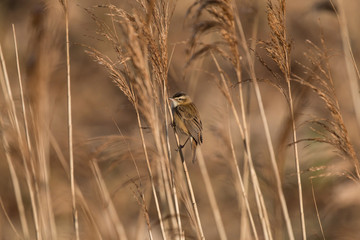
left=163, top=76, right=185, bottom=240
left=151, top=97, right=179, bottom=236
left=12, top=24, right=31, bottom=158
left=0, top=120, right=29, bottom=240
left=163, top=88, right=183, bottom=239
left=166, top=46, right=184, bottom=239
left=196, top=149, right=228, bottom=240
left=49, top=133, right=103, bottom=240
left=236, top=56, right=273, bottom=240
left=168, top=102, right=205, bottom=239
left=158, top=150, right=179, bottom=236
left=63, top=0, right=79, bottom=239
left=310, top=180, right=325, bottom=240
left=134, top=107, right=167, bottom=240
left=227, top=114, right=259, bottom=240
left=336, top=0, right=360, bottom=133
left=171, top=176, right=184, bottom=240
left=240, top=12, right=258, bottom=240
left=91, top=160, right=129, bottom=240
left=211, top=52, right=272, bottom=240
left=0, top=45, right=30, bottom=240
left=287, top=81, right=306, bottom=239
left=13, top=24, right=42, bottom=240
left=234, top=36, right=274, bottom=240
left=239, top=153, right=250, bottom=240
left=280, top=0, right=306, bottom=236
left=232, top=6, right=295, bottom=240
left=0, top=198, right=22, bottom=239
left=180, top=149, right=205, bottom=240
left=336, top=0, right=360, bottom=178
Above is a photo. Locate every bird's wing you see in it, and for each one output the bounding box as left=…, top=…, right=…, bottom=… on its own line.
left=177, top=104, right=203, bottom=144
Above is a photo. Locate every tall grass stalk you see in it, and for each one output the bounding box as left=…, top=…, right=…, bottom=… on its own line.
left=49, top=133, right=103, bottom=240
left=196, top=148, right=228, bottom=240
left=263, top=0, right=306, bottom=238
left=169, top=118, right=205, bottom=239
left=231, top=4, right=275, bottom=236
left=87, top=1, right=195, bottom=238
left=240, top=9, right=259, bottom=240
left=157, top=141, right=179, bottom=236
left=165, top=87, right=203, bottom=239
left=3, top=0, right=360, bottom=239
left=336, top=0, right=360, bottom=136
left=60, top=0, right=79, bottom=238
left=91, top=160, right=129, bottom=240
left=0, top=198, right=22, bottom=238
left=335, top=0, right=360, bottom=179
left=0, top=45, right=30, bottom=240
left=13, top=23, right=40, bottom=239
left=211, top=52, right=271, bottom=240
left=187, top=1, right=275, bottom=237
left=24, top=4, right=57, bottom=238
left=233, top=2, right=295, bottom=239
left=0, top=118, right=28, bottom=240
left=310, top=180, right=325, bottom=240
left=163, top=88, right=184, bottom=239
left=135, top=106, right=167, bottom=239
left=227, top=112, right=259, bottom=240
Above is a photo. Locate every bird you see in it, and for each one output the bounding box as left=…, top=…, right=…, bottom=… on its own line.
left=169, top=92, right=202, bottom=163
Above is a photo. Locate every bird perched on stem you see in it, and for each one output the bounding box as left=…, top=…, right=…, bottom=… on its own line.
left=169, top=92, right=203, bottom=163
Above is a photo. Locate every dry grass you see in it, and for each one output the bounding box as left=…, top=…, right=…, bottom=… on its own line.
left=1, top=0, right=360, bottom=239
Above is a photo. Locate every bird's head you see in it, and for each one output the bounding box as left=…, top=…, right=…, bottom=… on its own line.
left=169, top=92, right=192, bottom=107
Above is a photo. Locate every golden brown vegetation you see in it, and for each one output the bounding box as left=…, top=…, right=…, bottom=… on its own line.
left=1, top=0, right=360, bottom=239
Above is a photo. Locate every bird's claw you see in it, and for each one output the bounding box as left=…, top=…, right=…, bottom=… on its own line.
left=175, top=144, right=184, bottom=151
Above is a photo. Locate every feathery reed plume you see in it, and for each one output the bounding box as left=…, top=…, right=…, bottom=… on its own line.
left=2, top=0, right=360, bottom=239
left=262, top=0, right=290, bottom=76
left=261, top=0, right=305, bottom=238
left=293, top=38, right=360, bottom=180
left=86, top=1, right=191, bottom=239
left=187, top=0, right=299, bottom=239
left=187, top=1, right=259, bottom=239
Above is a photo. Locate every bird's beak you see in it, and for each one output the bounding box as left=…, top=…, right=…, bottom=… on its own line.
left=168, top=97, right=178, bottom=107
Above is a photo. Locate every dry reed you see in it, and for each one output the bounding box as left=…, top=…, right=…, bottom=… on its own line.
left=1, top=0, right=360, bottom=239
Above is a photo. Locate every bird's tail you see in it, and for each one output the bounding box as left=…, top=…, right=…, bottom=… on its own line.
left=191, top=139, right=197, bottom=164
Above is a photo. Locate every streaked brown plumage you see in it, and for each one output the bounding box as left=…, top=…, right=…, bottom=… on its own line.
left=169, top=92, right=202, bottom=163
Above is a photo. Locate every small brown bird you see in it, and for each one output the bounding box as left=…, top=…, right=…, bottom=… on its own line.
left=169, top=92, right=203, bottom=163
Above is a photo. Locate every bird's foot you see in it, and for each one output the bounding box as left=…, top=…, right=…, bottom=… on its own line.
left=175, top=144, right=184, bottom=151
